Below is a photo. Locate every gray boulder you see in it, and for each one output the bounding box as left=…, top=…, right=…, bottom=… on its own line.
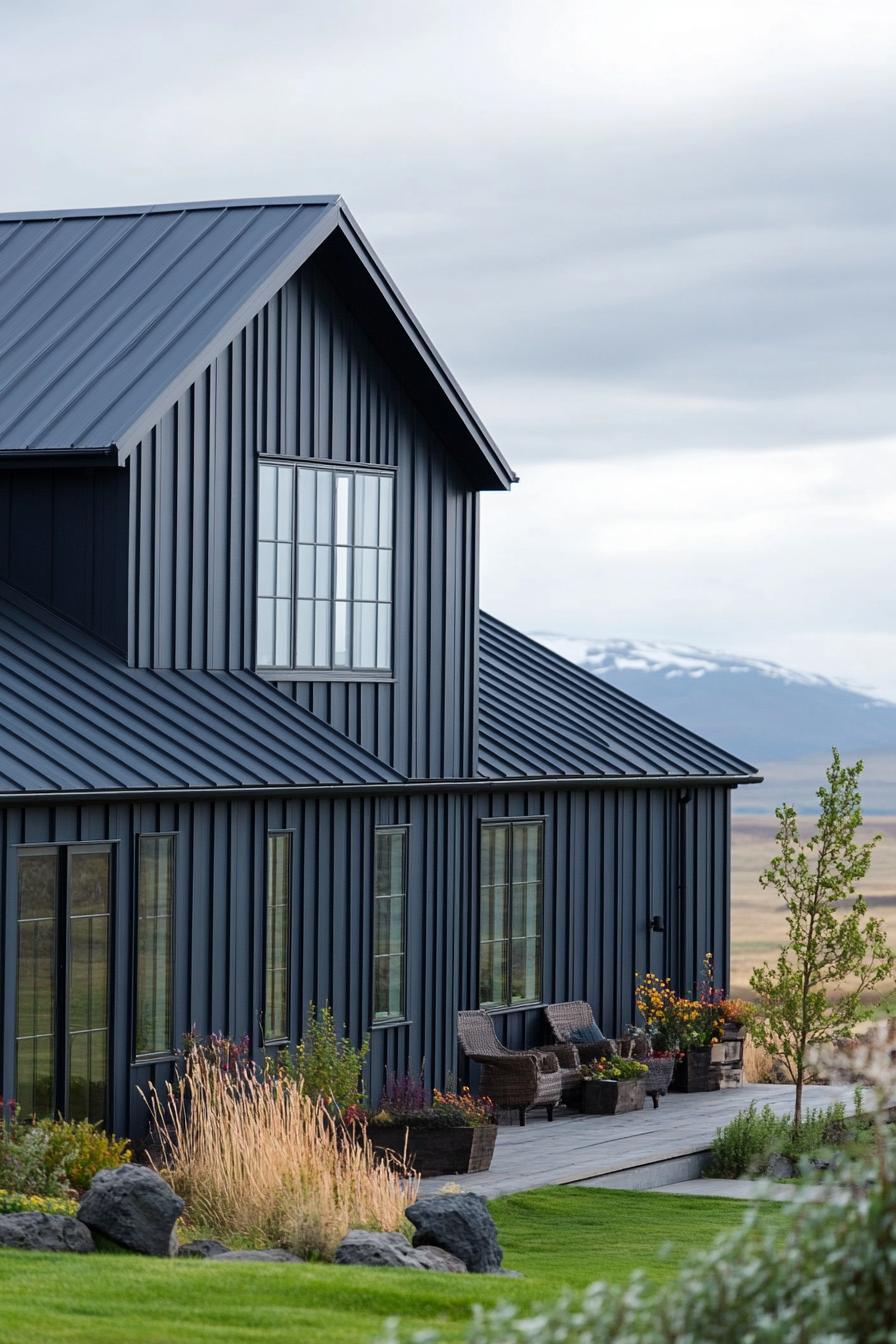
left=406, top=1194, right=502, bottom=1273
left=410, top=1245, right=468, bottom=1273
left=765, top=1153, right=797, bottom=1180
left=334, top=1229, right=466, bottom=1272
left=0, top=1212, right=95, bottom=1253
left=178, top=1239, right=230, bottom=1259
left=213, top=1248, right=301, bottom=1262
left=78, top=1164, right=184, bottom=1256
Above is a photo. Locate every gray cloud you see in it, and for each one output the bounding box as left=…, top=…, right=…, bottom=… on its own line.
left=1, top=0, right=894, bottom=689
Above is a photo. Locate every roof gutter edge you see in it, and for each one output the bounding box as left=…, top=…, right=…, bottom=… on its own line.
left=0, top=772, right=764, bottom=806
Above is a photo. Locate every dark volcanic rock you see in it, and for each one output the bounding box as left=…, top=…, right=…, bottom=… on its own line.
left=178, top=1238, right=230, bottom=1258
left=0, top=1212, right=95, bottom=1253
left=78, top=1164, right=184, bottom=1256
left=334, top=1229, right=466, bottom=1272
left=406, top=1194, right=502, bottom=1273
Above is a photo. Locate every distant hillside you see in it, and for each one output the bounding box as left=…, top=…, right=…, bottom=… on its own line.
left=533, top=635, right=896, bottom=815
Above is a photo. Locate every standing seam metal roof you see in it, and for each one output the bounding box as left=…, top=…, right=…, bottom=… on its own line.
left=477, top=612, right=758, bottom=781
left=0, top=197, right=515, bottom=489
left=0, top=583, right=403, bottom=793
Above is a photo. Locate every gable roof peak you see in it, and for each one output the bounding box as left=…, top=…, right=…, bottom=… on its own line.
left=0, top=196, right=514, bottom=489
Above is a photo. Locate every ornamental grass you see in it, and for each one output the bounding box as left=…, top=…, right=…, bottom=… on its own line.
left=141, top=1048, right=418, bottom=1260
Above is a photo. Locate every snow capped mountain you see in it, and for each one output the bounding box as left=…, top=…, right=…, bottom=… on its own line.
left=532, top=634, right=896, bottom=814
left=535, top=636, right=891, bottom=701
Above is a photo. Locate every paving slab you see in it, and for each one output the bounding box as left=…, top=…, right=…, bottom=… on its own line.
left=417, top=1084, right=872, bottom=1199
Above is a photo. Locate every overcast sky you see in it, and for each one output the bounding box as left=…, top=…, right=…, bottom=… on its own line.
left=3, top=2, right=894, bottom=696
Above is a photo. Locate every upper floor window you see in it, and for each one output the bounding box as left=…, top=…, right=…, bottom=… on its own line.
left=256, top=462, right=394, bottom=673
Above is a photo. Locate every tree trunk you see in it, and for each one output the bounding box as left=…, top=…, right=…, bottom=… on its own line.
left=794, top=1059, right=804, bottom=1129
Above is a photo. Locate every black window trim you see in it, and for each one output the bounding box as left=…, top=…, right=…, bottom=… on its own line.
left=255, top=456, right=397, bottom=677
left=132, top=831, right=177, bottom=1064
left=262, top=829, right=293, bottom=1047
left=14, top=840, right=116, bottom=1122
left=372, top=823, right=409, bottom=1026
left=477, top=815, right=546, bottom=1011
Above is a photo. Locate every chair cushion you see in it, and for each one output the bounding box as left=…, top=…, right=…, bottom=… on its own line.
left=568, top=1023, right=605, bottom=1045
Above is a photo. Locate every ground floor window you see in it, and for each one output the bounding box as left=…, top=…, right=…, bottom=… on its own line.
left=479, top=819, right=544, bottom=1008
left=373, top=827, right=407, bottom=1021
left=134, top=835, right=175, bottom=1058
left=15, top=843, right=111, bottom=1123
left=264, top=832, right=292, bottom=1043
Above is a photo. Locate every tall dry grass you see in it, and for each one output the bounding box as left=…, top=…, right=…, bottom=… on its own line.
left=742, top=1037, right=779, bottom=1084
left=142, top=1050, right=418, bottom=1259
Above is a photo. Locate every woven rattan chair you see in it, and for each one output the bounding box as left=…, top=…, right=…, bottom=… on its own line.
left=544, top=1001, right=617, bottom=1065
left=457, top=1009, right=565, bottom=1126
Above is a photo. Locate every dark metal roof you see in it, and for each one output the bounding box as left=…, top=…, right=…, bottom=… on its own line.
left=0, top=584, right=403, bottom=796
left=477, top=612, right=759, bottom=782
left=0, top=197, right=514, bottom=489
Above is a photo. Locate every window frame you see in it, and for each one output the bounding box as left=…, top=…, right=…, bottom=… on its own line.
left=263, top=830, right=293, bottom=1046
left=132, top=832, right=177, bottom=1063
left=477, top=817, right=545, bottom=1011
left=255, top=457, right=397, bottom=679
left=372, top=824, right=409, bottom=1026
left=14, top=840, right=115, bottom=1124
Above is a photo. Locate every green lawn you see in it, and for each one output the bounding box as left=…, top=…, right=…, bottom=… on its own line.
left=0, top=1187, right=782, bottom=1344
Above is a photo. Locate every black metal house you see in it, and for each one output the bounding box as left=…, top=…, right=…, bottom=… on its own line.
left=0, top=197, right=759, bottom=1136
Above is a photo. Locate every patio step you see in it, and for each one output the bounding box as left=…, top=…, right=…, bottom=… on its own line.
left=573, top=1146, right=712, bottom=1190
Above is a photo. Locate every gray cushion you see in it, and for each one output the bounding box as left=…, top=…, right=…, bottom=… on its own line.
left=568, top=1023, right=605, bottom=1045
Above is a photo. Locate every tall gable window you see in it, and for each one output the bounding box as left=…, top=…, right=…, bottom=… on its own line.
left=257, top=462, right=394, bottom=673
left=479, top=820, right=544, bottom=1008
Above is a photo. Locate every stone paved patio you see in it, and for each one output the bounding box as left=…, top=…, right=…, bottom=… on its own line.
left=418, top=1083, right=869, bottom=1198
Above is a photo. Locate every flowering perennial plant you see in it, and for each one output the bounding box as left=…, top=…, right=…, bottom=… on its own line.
left=0, top=1188, right=78, bottom=1215
left=580, top=1055, right=648, bottom=1082
left=634, top=954, right=732, bottom=1052
left=368, top=1080, right=496, bottom=1130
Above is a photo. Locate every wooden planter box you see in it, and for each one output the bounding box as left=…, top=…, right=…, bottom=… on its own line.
left=366, top=1123, right=497, bottom=1177
left=581, top=1078, right=646, bottom=1115
left=672, top=1030, right=746, bottom=1092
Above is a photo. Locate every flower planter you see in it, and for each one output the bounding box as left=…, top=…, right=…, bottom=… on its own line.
left=580, top=1078, right=646, bottom=1115
left=672, top=1046, right=721, bottom=1092
left=644, top=1056, right=676, bottom=1106
left=366, top=1123, right=497, bottom=1177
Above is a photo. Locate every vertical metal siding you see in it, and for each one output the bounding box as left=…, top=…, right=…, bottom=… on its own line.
left=0, top=466, right=128, bottom=651
left=127, top=257, right=478, bottom=780
left=0, top=782, right=733, bottom=1136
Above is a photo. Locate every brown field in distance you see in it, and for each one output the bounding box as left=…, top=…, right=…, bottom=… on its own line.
left=730, top=815, right=896, bottom=998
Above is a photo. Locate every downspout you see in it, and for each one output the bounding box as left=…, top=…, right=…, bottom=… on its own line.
left=677, top=788, right=693, bottom=992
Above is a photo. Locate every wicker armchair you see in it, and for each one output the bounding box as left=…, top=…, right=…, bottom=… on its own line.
left=457, top=1010, right=565, bottom=1126
left=544, top=1001, right=617, bottom=1065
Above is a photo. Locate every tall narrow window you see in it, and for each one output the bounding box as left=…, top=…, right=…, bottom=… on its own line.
left=15, top=849, right=58, bottom=1119
left=15, top=843, right=112, bottom=1124
left=373, top=827, right=407, bottom=1022
left=264, top=832, right=291, bottom=1043
left=256, top=461, right=394, bottom=673
left=135, top=835, right=175, bottom=1058
left=256, top=464, right=295, bottom=668
left=479, top=821, right=544, bottom=1008
left=67, top=847, right=111, bottom=1123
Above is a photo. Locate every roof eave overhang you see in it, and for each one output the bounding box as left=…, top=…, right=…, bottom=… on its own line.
left=0, top=772, right=763, bottom=806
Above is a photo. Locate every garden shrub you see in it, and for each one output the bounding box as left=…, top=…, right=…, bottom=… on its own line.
left=143, top=1043, right=416, bottom=1259
left=273, top=1003, right=370, bottom=1109
left=708, top=1099, right=858, bottom=1177
left=707, top=1102, right=786, bottom=1177
left=382, top=1125, right=896, bottom=1344
left=38, top=1118, right=131, bottom=1195
left=0, top=1189, right=78, bottom=1215
left=0, top=1102, right=131, bottom=1197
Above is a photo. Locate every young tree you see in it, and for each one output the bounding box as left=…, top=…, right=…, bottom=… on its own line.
left=749, top=749, right=895, bottom=1126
